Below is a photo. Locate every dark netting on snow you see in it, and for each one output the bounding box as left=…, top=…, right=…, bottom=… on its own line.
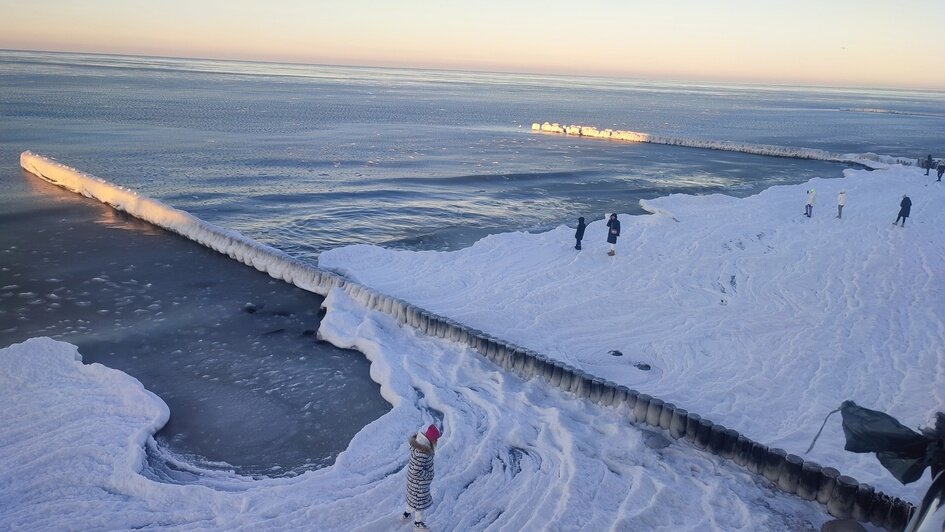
left=840, top=401, right=945, bottom=484
left=809, top=401, right=945, bottom=485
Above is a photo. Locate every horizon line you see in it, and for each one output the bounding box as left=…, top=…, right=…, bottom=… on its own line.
left=3, top=46, right=944, bottom=94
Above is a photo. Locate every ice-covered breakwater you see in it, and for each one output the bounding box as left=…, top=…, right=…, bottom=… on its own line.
left=341, top=281, right=916, bottom=531
left=19, top=151, right=915, bottom=530
left=19, top=151, right=346, bottom=296
left=530, top=122, right=916, bottom=169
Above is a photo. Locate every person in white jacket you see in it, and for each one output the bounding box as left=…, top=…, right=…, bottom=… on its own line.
left=805, top=188, right=816, bottom=218
left=837, top=190, right=847, bottom=219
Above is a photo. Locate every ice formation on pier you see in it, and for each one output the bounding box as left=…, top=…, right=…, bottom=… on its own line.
left=531, top=122, right=916, bottom=168
left=19, top=151, right=344, bottom=296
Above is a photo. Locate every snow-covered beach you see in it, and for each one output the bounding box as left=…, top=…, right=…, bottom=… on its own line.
left=2, top=154, right=942, bottom=530
left=1, top=308, right=828, bottom=531
left=319, top=162, right=944, bottom=505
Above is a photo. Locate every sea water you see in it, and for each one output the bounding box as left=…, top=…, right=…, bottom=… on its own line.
left=4, top=50, right=943, bottom=257
left=1, top=50, right=942, bottom=476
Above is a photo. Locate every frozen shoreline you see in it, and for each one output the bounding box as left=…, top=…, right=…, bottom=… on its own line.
left=7, top=151, right=942, bottom=529
left=1, top=298, right=831, bottom=530
left=320, top=162, right=945, bottom=505
left=0, top=168, right=388, bottom=476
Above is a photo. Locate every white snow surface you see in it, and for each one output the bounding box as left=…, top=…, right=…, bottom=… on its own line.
left=320, top=164, right=945, bottom=504
left=1, top=309, right=828, bottom=530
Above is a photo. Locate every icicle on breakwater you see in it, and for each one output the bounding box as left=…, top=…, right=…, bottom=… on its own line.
left=530, top=122, right=915, bottom=169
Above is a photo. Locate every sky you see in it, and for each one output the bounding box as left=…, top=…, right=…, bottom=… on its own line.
left=1, top=0, right=944, bottom=89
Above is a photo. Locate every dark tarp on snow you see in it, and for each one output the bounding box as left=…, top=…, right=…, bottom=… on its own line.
left=839, top=401, right=945, bottom=485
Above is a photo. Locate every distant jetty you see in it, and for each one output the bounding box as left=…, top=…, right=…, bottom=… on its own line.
left=530, top=121, right=908, bottom=169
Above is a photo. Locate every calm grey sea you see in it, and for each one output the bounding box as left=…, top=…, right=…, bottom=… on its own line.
left=4, top=50, right=943, bottom=257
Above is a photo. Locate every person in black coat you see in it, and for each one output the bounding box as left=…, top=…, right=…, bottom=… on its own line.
left=926, top=154, right=933, bottom=176
left=937, top=163, right=944, bottom=182
left=574, top=217, right=586, bottom=250
left=894, top=194, right=912, bottom=227
left=606, top=213, right=620, bottom=256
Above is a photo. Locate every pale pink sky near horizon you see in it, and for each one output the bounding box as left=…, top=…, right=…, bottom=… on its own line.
left=2, top=0, right=944, bottom=89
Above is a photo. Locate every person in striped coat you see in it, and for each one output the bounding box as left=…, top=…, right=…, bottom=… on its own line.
left=402, top=424, right=441, bottom=530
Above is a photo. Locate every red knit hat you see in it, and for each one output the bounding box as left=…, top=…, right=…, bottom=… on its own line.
left=421, top=424, right=441, bottom=446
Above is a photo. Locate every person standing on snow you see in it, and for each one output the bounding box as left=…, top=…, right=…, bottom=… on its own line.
left=837, top=190, right=847, bottom=219
left=606, top=213, right=620, bottom=256
left=574, top=217, right=587, bottom=250
left=805, top=188, right=816, bottom=218
left=402, top=424, right=441, bottom=530
left=925, top=154, right=934, bottom=176
left=894, top=194, right=912, bottom=227
left=937, top=163, right=944, bottom=182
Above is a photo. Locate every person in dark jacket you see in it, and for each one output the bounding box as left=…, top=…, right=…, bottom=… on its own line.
left=402, top=424, right=440, bottom=530
left=937, top=163, right=944, bottom=182
left=894, top=194, right=912, bottom=227
left=606, top=213, right=620, bottom=256
left=574, top=217, right=586, bottom=250
left=925, top=154, right=934, bottom=176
